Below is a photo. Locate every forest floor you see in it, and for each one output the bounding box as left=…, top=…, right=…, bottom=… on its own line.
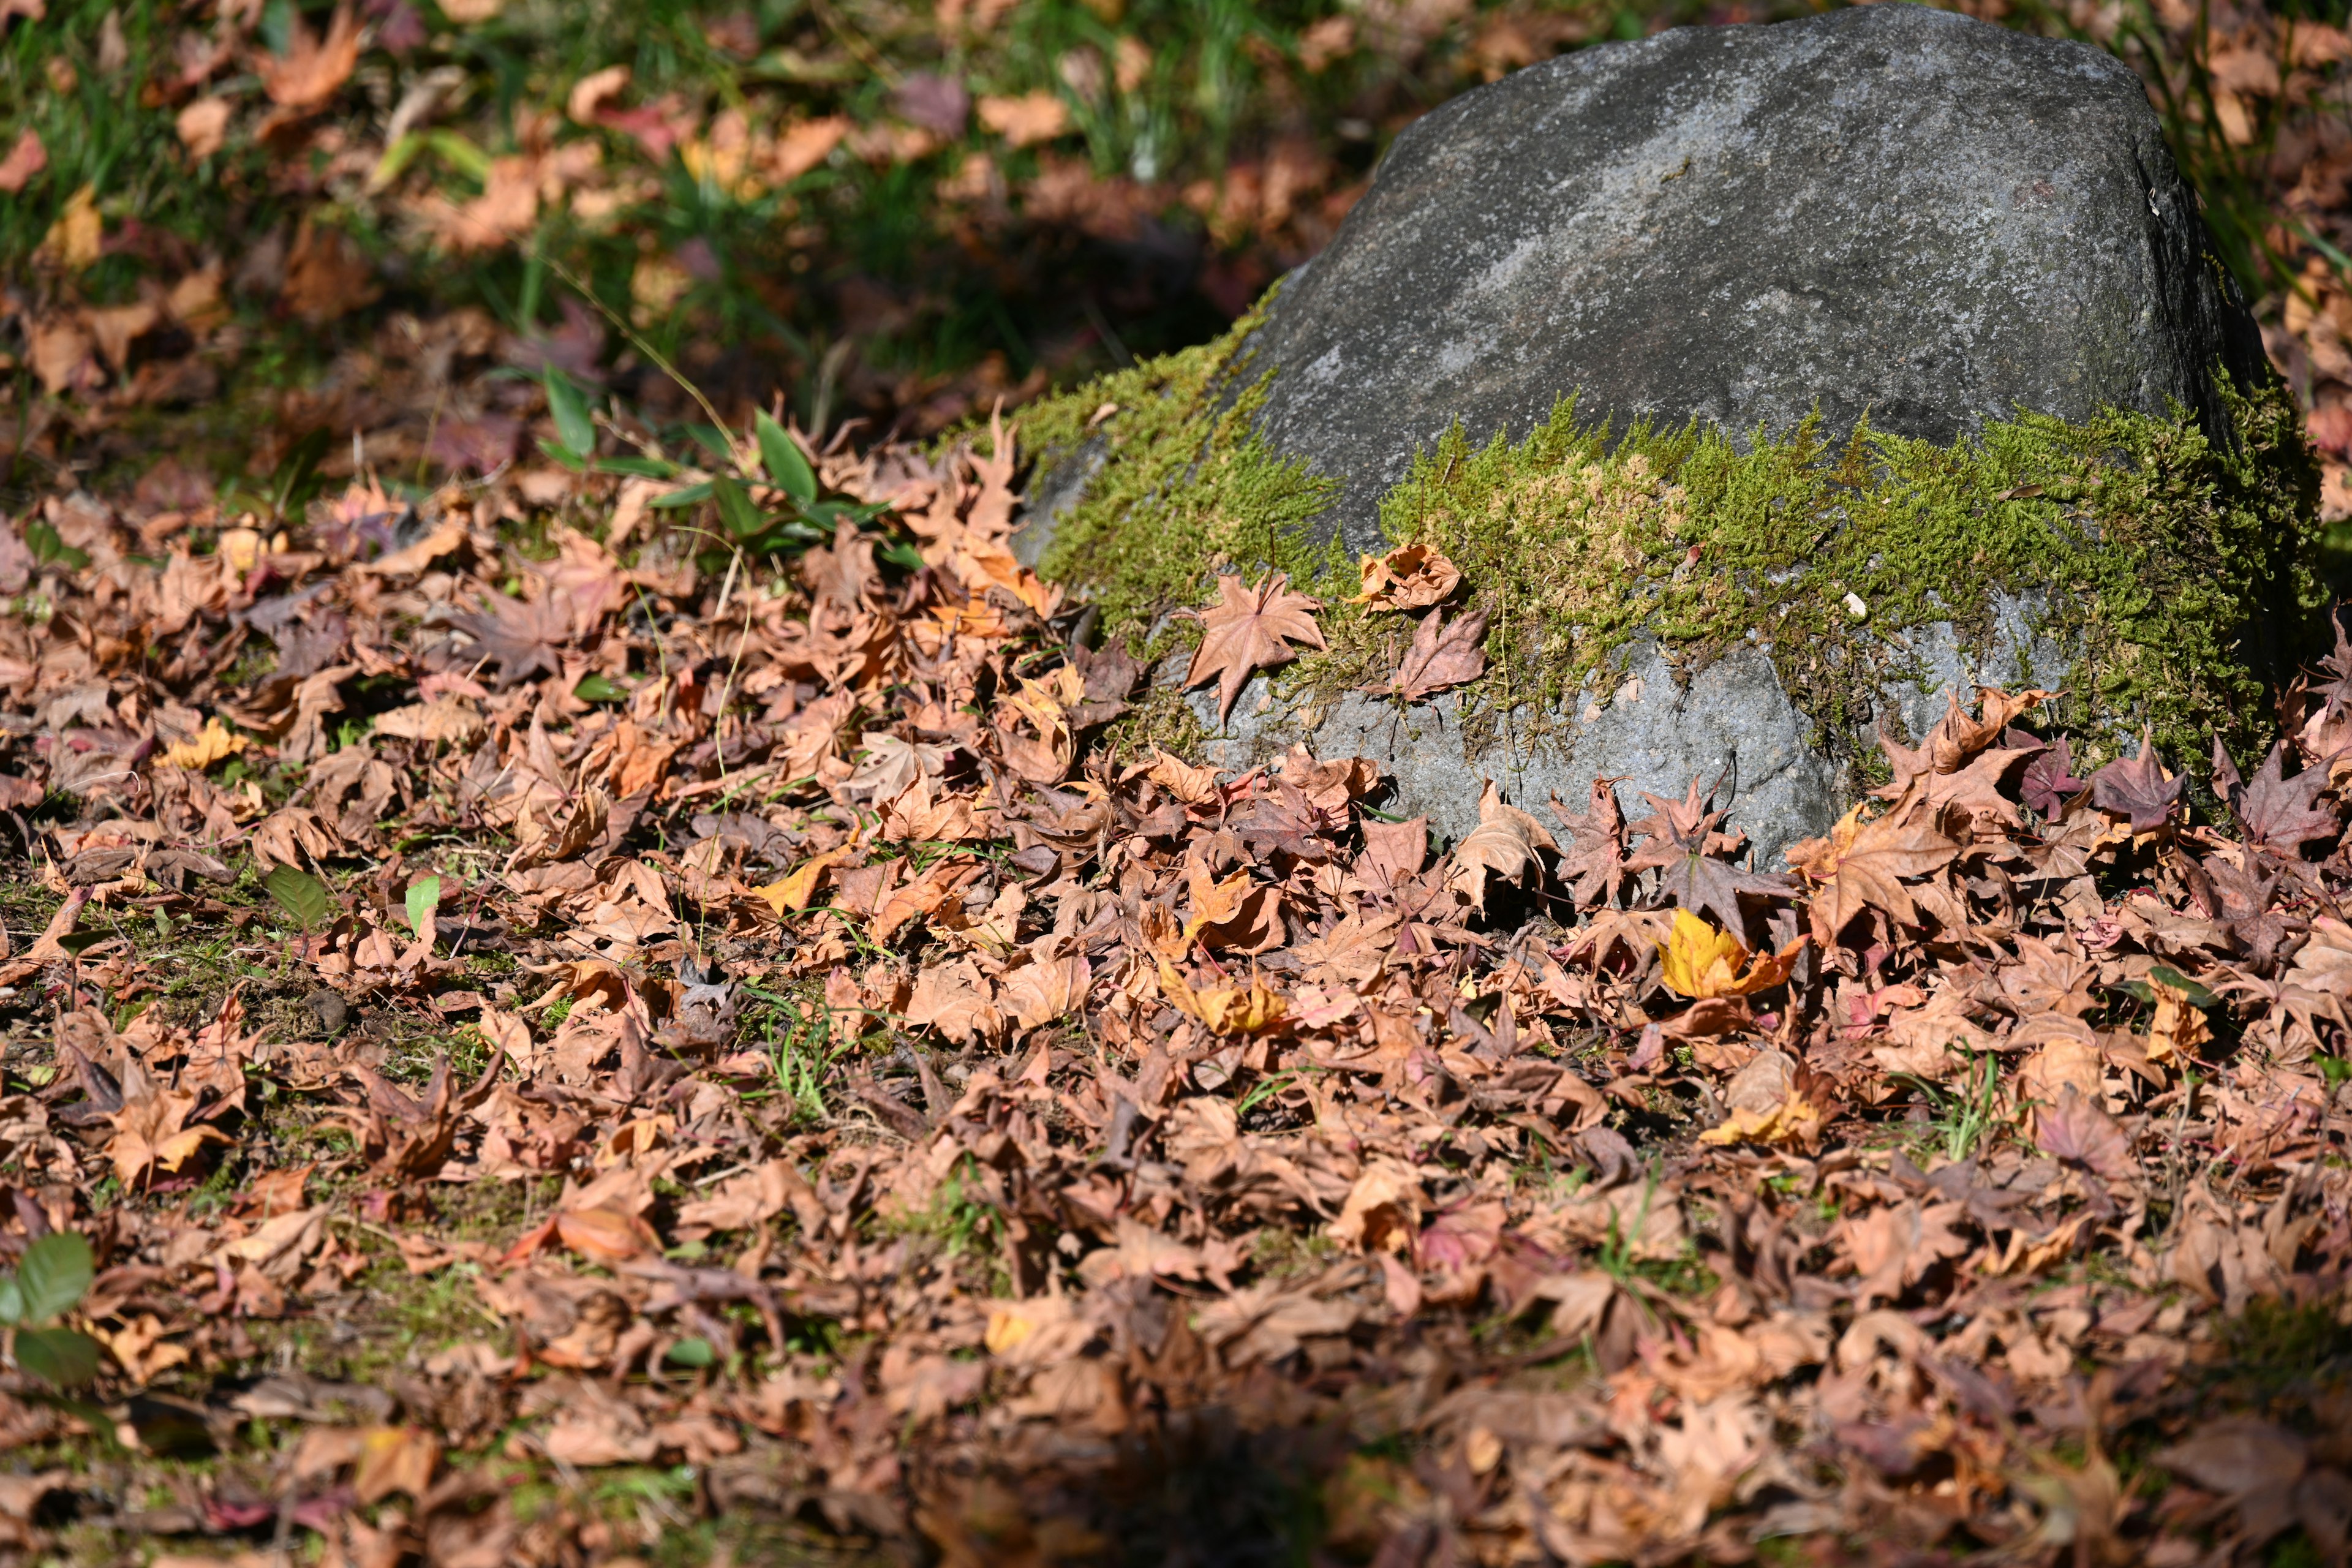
left=9, top=1, right=2352, bottom=1566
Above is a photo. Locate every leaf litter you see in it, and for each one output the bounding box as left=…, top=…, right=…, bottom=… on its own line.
left=0, top=394, right=2348, bottom=1567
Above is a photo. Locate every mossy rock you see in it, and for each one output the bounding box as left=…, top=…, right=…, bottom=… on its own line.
left=999, top=315, right=2327, bottom=862
left=987, top=4, right=2335, bottom=862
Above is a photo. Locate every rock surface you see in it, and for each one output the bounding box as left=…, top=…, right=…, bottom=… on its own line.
left=1246, top=1, right=2266, bottom=555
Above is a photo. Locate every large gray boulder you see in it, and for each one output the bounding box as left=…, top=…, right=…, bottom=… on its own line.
left=1014, top=4, right=2303, bottom=865
left=1249, top=1, right=2268, bottom=556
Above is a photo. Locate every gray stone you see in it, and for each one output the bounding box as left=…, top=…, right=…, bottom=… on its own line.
left=1246, top=2, right=2264, bottom=556
left=1190, top=641, right=1839, bottom=867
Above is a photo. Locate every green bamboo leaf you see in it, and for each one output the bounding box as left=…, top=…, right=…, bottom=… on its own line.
left=265, top=864, right=334, bottom=933
left=536, top=437, right=586, bottom=473
left=712, top=474, right=763, bottom=541
left=544, top=368, right=595, bottom=458
left=595, top=455, right=680, bottom=479
left=17, top=1234, right=90, bottom=1325
left=15, top=1327, right=100, bottom=1388
left=755, top=410, right=817, bottom=505
left=650, top=480, right=714, bottom=510
left=405, top=873, right=441, bottom=940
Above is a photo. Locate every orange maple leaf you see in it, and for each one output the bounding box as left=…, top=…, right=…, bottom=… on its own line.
left=258, top=2, right=361, bottom=110
left=1182, top=571, right=1326, bottom=724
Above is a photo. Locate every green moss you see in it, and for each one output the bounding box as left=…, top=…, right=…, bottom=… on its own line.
left=1011, top=309, right=2326, bottom=774
left=1020, top=296, right=1344, bottom=653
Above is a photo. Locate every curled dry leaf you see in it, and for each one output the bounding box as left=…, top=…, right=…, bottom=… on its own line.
left=1349, top=541, right=1462, bottom=611
left=1447, top=780, right=1557, bottom=912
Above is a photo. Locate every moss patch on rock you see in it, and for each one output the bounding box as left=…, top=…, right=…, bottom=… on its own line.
left=1006, top=312, right=2328, bottom=775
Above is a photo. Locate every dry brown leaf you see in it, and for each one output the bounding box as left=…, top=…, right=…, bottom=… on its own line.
left=1447, top=780, right=1557, bottom=911
left=1182, top=571, right=1326, bottom=725
left=258, top=2, right=361, bottom=109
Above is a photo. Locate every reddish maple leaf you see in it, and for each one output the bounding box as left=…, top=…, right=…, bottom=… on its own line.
left=445, top=591, right=569, bottom=690
left=2215, top=739, right=2337, bottom=856
left=1182, top=571, right=1327, bottom=725
left=2011, top=729, right=2086, bottom=818
left=1549, top=776, right=1630, bottom=910
left=1624, top=776, right=1791, bottom=930
left=1381, top=605, right=1487, bottom=703
left=2087, top=728, right=2184, bottom=834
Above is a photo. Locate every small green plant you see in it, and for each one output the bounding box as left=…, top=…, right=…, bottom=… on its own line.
left=21, top=521, right=88, bottom=571
left=538, top=366, right=598, bottom=472
left=264, top=863, right=334, bottom=934
left=641, top=402, right=891, bottom=564
left=748, top=988, right=840, bottom=1124
left=1594, top=1172, right=1660, bottom=1286
left=404, top=873, right=440, bottom=940
left=1, top=1232, right=101, bottom=1388
left=1894, top=1052, right=2003, bottom=1164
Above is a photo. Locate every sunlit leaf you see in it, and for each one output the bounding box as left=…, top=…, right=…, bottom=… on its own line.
left=712, top=473, right=763, bottom=540
left=17, top=1233, right=91, bottom=1325
left=265, top=864, right=334, bottom=932
left=405, top=873, right=442, bottom=939
left=755, top=410, right=817, bottom=503
left=544, top=367, right=595, bottom=458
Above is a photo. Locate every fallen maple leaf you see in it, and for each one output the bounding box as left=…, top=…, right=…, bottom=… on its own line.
left=1657, top=909, right=1803, bottom=1000
left=258, top=1, right=361, bottom=109
left=445, top=590, right=570, bottom=689
left=1624, top=777, right=1790, bottom=929
left=2215, top=739, right=2337, bottom=855
left=1550, top=776, right=1631, bottom=909
left=1349, top=541, right=1462, bottom=611
left=2155, top=1417, right=2318, bottom=1548
left=752, top=848, right=849, bottom=915
left=556, top=1205, right=660, bottom=1262
left=2035, top=1085, right=2135, bottom=1183
left=2015, top=730, right=2088, bottom=816
left=1382, top=605, right=1487, bottom=702
left=2088, top=728, right=2184, bottom=834
left=1182, top=571, right=1327, bottom=724
left=1787, top=804, right=1959, bottom=941
left=107, top=1063, right=232, bottom=1188
left=1447, top=780, right=1557, bottom=912
left=1158, top=960, right=1287, bottom=1033
left=160, top=716, right=246, bottom=772
left=0, top=129, right=44, bottom=194
left=977, top=91, right=1071, bottom=146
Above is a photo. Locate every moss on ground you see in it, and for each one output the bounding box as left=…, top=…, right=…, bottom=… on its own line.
left=1008, top=311, right=2328, bottom=774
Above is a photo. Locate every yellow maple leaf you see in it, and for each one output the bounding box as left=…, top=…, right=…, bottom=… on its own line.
left=1697, top=1090, right=1825, bottom=1149
left=161, top=717, right=247, bottom=772
left=753, top=848, right=851, bottom=915
left=1657, top=909, right=1805, bottom=1000
left=1158, top=959, right=1287, bottom=1034
left=40, top=183, right=102, bottom=271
